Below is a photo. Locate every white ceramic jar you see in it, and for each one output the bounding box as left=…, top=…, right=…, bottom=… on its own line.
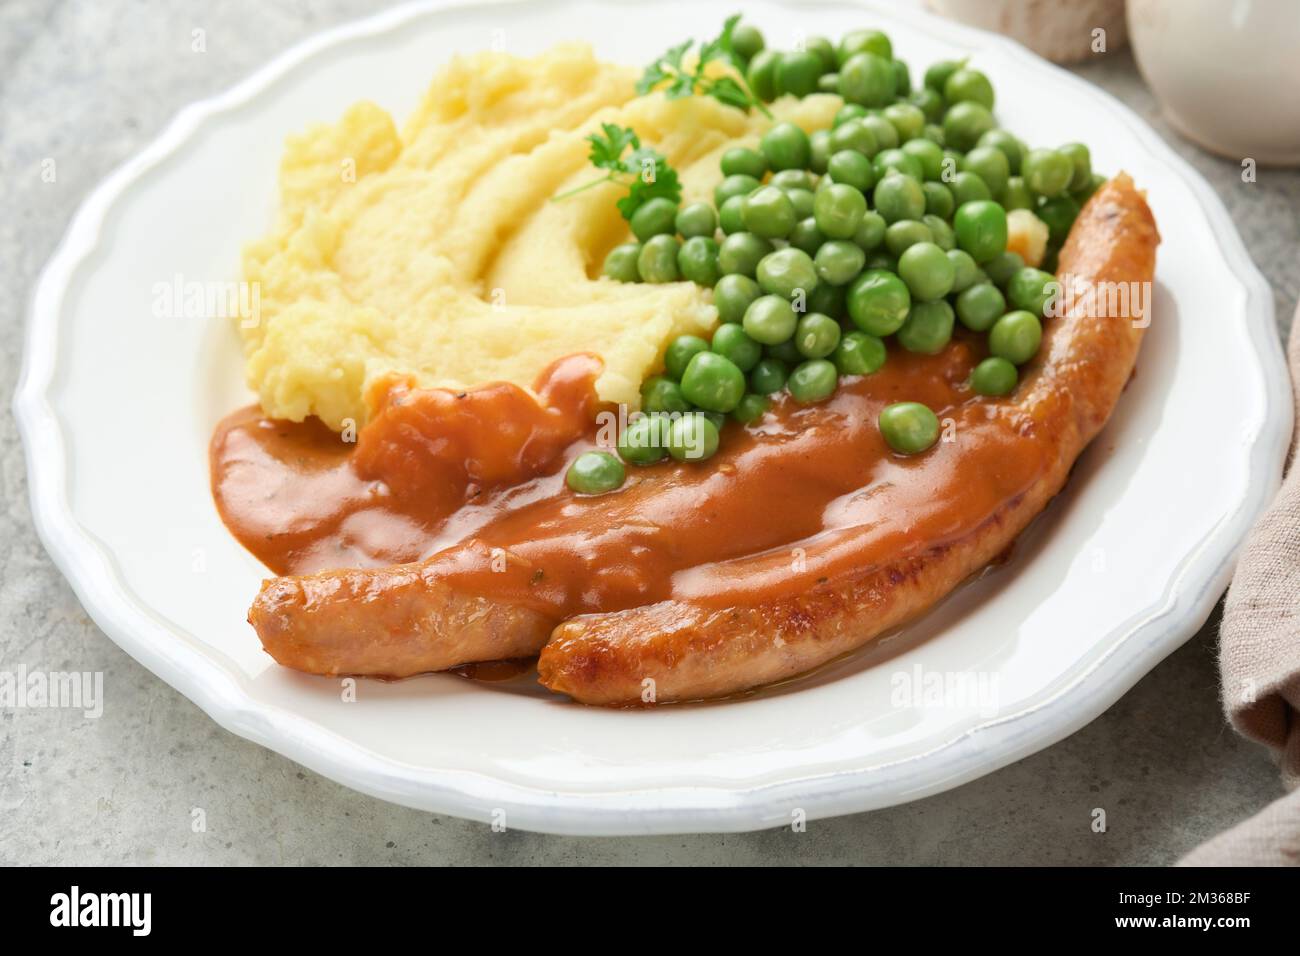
left=1128, top=0, right=1300, bottom=165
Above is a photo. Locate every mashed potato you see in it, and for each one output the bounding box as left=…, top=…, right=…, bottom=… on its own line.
left=241, top=43, right=840, bottom=429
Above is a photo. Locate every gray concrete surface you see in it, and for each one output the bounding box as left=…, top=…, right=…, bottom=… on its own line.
left=2, top=0, right=1298, bottom=866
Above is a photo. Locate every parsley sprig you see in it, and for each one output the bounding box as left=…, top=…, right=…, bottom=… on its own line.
left=636, top=15, right=772, bottom=119
left=551, top=123, right=681, bottom=222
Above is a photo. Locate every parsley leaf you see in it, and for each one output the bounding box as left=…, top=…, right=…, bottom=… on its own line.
left=637, top=15, right=772, bottom=118
left=551, top=123, right=682, bottom=223
left=617, top=147, right=681, bottom=220
left=587, top=122, right=641, bottom=171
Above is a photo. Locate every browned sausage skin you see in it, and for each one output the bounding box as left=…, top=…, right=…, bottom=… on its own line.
left=250, top=554, right=554, bottom=677
left=537, top=174, right=1160, bottom=704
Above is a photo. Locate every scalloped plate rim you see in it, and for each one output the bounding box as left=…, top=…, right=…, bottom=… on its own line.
left=12, top=0, right=1289, bottom=835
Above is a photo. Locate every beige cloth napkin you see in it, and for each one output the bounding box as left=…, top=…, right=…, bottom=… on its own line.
left=1179, top=309, right=1300, bottom=866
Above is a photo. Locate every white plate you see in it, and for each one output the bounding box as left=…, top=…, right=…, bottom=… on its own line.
left=14, top=0, right=1288, bottom=835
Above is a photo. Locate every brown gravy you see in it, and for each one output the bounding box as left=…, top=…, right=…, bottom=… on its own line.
left=211, top=336, right=1050, bottom=620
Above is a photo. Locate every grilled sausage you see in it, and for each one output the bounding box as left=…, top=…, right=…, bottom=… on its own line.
left=536, top=174, right=1160, bottom=704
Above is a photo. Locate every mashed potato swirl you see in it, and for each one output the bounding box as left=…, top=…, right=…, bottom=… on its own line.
left=241, top=43, right=839, bottom=429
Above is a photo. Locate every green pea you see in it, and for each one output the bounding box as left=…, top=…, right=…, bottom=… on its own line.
left=943, top=68, right=995, bottom=109
left=898, top=299, right=955, bottom=354
left=718, top=232, right=773, bottom=278
left=814, top=182, right=867, bottom=238
left=794, top=312, right=842, bottom=359
left=834, top=103, right=869, bottom=128
left=1022, top=148, right=1073, bottom=198
left=637, top=234, right=680, bottom=283
left=839, top=52, right=895, bottom=108
left=978, top=129, right=1025, bottom=174
left=910, top=87, right=945, bottom=123
left=864, top=251, right=898, bottom=273
left=922, top=214, right=956, bottom=251
left=879, top=402, right=940, bottom=455
left=873, top=172, right=926, bottom=223
left=676, top=202, right=718, bottom=239
left=741, top=185, right=795, bottom=239
left=922, top=180, right=955, bottom=219
left=677, top=236, right=720, bottom=286
left=711, top=322, right=762, bottom=372
left=898, top=241, right=955, bottom=301
left=603, top=242, right=641, bottom=282
left=947, top=171, right=992, bottom=207
left=828, top=149, right=876, bottom=191
left=732, top=22, right=765, bottom=60
left=630, top=197, right=679, bottom=242
left=884, top=218, right=933, bottom=258
left=892, top=58, right=912, bottom=96
left=983, top=251, right=1025, bottom=288
left=698, top=409, right=727, bottom=432
left=874, top=147, right=925, bottom=182
left=962, top=146, right=1011, bottom=198
left=749, top=357, right=789, bottom=395
left=847, top=268, right=911, bottom=336
left=955, top=282, right=1006, bottom=332
left=746, top=50, right=781, bottom=102
left=566, top=450, right=626, bottom=493
left=803, top=35, right=837, bottom=72
left=833, top=330, right=887, bottom=375
left=617, top=415, right=668, bottom=465
left=714, top=173, right=762, bottom=207
left=1037, top=195, right=1081, bottom=246
left=808, top=281, right=847, bottom=319
left=732, top=392, right=770, bottom=425
left=1007, top=267, right=1060, bottom=317
left=970, top=356, right=1018, bottom=396
left=989, top=309, right=1043, bottom=364
left=947, top=248, right=980, bottom=293
left=999, top=176, right=1034, bottom=211
left=743, top=294, right=799, bottom=345
left=766, top=338, right=803, bottom=364
left=1074, top=172, right=1108, bottom=203
left=830, top=118, right=878, bottom=156
left=721, top=146, right=768, bottom=179
left=787, top=359, right=839, bottom=403
left=922, top=123, right=946, bottom=146
left=680, top=351, right=747, bottom=413
left=713, top=273, right=764, bottom=328
left=1059, top=143, right=1092, bottom=192
left=789, top=217, right=827, bottom=256
left=641, top=374, right=691, bottom=414
left=924, top=59, right=965, bottom=93
left=664, top=334, right=710, bottom=379
left=852, top=210, right=887, bottom=251
left=760, top=122, right=811, bottom=171
left=777, top=50, right=825, bottom=97
left=838, top=28, right=892, bottom=64
left=954, top=200, right=1008, bottom=263
left=757, top=247, right=819, bottom=300
left=666, top=412, right=721, bottom=462
left=787, top=188, right=816, bottom=219
left=817, top=72, right=841, bottom=95
left=814, top=239, right=866, bottom=286
left=719, top=195, right=747, bottom=234
left=861, top=114, right=899, bottom=152
left=771, top=169, right=815, bottom=193
left=902, top=137, right=945, bottom=180
left=809, top=129, right=833, bottom=173
left=884, top=102, right=926, bottom=142
left=942, top=100, right=995, bottom=152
